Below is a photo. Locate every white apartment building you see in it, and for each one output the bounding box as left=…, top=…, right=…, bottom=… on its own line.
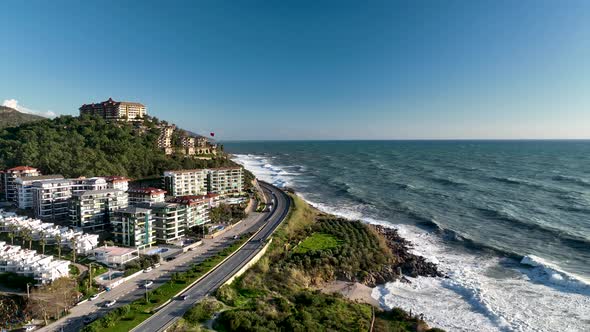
left=89, top=246, right=139, bottom=268
left=16, top=175, right=65, bottom=209
left=207, top=167, right=244, bottom=195
left=106, top=176, right=130, bottom=192
left=32, top=178, right=73, bottom=221
left=69, top=189, right=128, bottom=231
left=71, top=177, right=108, bottom=195
left=0, top=211, right=99, bottom=254
left=163, top=169, right=208, bottom=196
left=128, top=187, right=166, bottom=206
left=111, top=206, right=155, bottom=250
left=147, top=202, right=188, bottom=243
left=0, top=241, right=70, bottom=285
left=167, top=195, right=211, bottom=228
left=2, top=166, right=41, bottom=202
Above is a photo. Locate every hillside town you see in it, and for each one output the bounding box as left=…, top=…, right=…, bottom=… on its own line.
left=0, top=100, right=246, bottom=290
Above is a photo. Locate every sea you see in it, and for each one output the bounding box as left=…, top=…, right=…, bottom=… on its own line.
left=225, top=140, right=590, bottom=332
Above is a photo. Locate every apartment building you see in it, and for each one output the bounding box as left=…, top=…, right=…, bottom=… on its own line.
left=79, top=98, right=146, bottom=122
left=163, top=169, right=208, bottom=196
left=3, top=166, right=41, bottom=202
left=69, top=189, right=128, bottom=231
left=128, top=187, right=166, bottom=206
left=146, top=202, right=188, bottom=243
left=0, top=241, right=70, bottom=285
left=180, top=136, right=196, bottom=155
left=157, top=125, right=175, bottom=155
left=105, top=176, right=130, bottom=192
left=167, top=195, right=211, bottom=228
left=32, top=179, right=73, bottom=221
left=111, top=206, right=155, bottom=250
left=16, top=175, right=64, bottom=209
left=71, top=177, right=108, bottom=195
left=207, top=167, right=244, bottom=195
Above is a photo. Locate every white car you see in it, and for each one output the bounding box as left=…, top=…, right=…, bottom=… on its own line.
left=143, top=267, right=152, bottom=273
left=144, top=281, right=154, bottom=287
left=104, top=299, right=117, bottom=307
left=89, top=294, right=99, bottom=301
left=153, top=263, right=161, bottom=268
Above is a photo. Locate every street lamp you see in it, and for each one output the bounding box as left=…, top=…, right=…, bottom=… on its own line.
left=26, top=283, right=31, bottom=299
left=144, top=282, right=149, bottom=304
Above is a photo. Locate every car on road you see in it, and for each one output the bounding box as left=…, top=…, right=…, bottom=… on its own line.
left=104, top=299, right=117, bottom=307
left=179, top=294, right=190, bottom=300
left=89, top=294, right=99, bottom=301
left=144, top=280, right=154, bottom=287
left=143, top=267, right=152, bottom=273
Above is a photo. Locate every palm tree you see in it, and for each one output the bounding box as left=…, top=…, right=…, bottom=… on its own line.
left=7, top=224, right=17, bottom=245
left=70, top=236, right=78, bottom=263
left=55, top=233, right=62, bottom=259
left=23, top=229, right=33, bottom=250
left=39, top=231, right=47, bottom=255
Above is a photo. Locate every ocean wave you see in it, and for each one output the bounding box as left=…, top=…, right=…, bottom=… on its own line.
left=476, top=206, right=590, bottom=251
left=520, top=255, right=590, bottom=292
left=552, top=175, right=590, bottom=188
left=428, top=175, right=467, bottom=187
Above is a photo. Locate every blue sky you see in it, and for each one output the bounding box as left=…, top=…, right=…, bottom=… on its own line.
left=1, top=0, right=589, bottom=140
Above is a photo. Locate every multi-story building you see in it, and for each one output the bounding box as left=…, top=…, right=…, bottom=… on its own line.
left=207, top=167, right=244, bottom=195
left=128, top=187, right=166, bottom=206
left=16, top=175, right=64, bottom=209
left=105, top=176, right=130, bottom=192
left=157, top=125, right=175, bottom=155
left=180, top=136, right=196, bottom=155
left=31, top=179, right=73, bottom=221
left=167, top=195, right=211, bottom=228
left=3, top=166, right=41, bottom=202
left=88, top=246, right=139, bottom=268
left=0, top=241, right=70, bottom=285
left=69, top=189, right=128, bottom=232
left=79, top=98, right=146, bottom=122
left=71, top=177, right=108, bottom=195
left=163, top=169, right=208, bottom=197
left=146, top=202, right=188, bottom=243
left=111, top=206, right=155, bottom=250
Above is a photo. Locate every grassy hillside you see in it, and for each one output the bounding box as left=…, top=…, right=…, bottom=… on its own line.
left=0, top=106, right=45, bottom=129
left=0, top=114, right=237, bottom=179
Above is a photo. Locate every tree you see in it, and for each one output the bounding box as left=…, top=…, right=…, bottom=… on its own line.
left=22, top=229, right=33, bottom=250
left=54, top=233, right=62, bottom=259
left=7, top=224, right=16, bottom=245
left=39, top=231, right=47, bottom=255
left=70, top=236, right=78, bottom=263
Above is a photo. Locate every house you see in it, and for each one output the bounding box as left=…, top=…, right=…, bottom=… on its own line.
left=89, top=246, right=139, bottom=268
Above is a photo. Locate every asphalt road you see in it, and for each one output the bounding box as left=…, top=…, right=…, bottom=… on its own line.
left=39, top=187, right=276, bottom=332
left=134, top=182, right=290, bottom=332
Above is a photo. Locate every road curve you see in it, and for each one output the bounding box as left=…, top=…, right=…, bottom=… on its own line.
left=134, top=181, right=291, bottom=332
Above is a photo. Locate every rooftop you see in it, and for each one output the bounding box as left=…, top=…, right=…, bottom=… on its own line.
left=93, top=246, right=138, bottom=256
left=74, top=188, right=125, bottom=196
left=80, top=98, right=145, bottom=109
left=6, top=166, right=38, bottom=172
left=105, top=175, right=131, bottom=182
left=16, top=175, right=64, bottom=182
left=117, top=206, right=152, bottom=214
left=128, top=187, right=166, bottom=195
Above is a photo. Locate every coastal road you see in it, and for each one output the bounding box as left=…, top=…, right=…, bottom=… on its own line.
left=39, top=189, right=275, bottom=332
left=134, top=182, right=290, bottom=332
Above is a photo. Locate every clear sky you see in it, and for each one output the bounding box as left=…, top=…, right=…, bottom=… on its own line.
left=1, top=0, right=589, bottom=140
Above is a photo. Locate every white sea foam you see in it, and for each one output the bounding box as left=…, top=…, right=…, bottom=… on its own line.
left=234, top=153, right=590, bottom=332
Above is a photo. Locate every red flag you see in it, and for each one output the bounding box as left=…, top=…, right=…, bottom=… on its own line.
left=210, top=132, right=215, bottom=137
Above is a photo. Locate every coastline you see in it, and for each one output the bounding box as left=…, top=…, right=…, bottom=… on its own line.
left=231, top=151, right=590, bottom=332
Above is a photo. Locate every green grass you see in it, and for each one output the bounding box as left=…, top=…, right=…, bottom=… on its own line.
left=294, top=232, right=342, bottom=254
left=82, top=234, right=251, bottom=332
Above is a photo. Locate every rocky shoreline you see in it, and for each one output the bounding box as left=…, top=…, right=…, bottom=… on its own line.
left=358, top=225, right=443, bottom=287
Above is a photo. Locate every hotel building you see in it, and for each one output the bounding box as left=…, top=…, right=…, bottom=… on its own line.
left=69, top=189, right=128, bottom=231
left=111, top=206, right=155, bottom=250
left=146, top=202, right=188, bottom=243
left=79, top=98, right=146, bottom=122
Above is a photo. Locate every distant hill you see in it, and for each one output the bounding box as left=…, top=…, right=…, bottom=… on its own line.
left=0, top=106, right=46, bottom=129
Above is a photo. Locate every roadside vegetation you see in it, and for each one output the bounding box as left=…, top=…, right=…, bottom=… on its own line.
left=81, top=233, right=252, bottom=332
left=209, top=203, right=247, bottom=225
left=176, top=194, right=441, bottom=331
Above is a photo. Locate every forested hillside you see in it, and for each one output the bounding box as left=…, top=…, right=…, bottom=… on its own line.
left=0, top=106, right=45, bottom=129
left=0, top=115, right=236, bottom=179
